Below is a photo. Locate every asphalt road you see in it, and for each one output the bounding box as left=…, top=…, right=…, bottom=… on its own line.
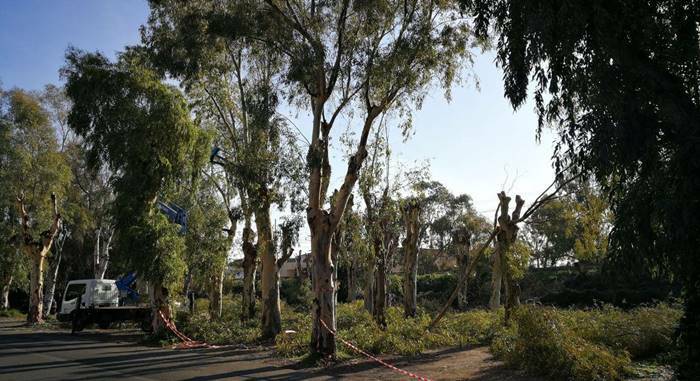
left=0, top=318, right=331, bottom=381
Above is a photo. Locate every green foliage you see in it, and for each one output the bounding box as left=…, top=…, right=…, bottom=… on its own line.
left=505, top=240, right=531, bottom=280
left=491, top=306, right=631, bottom=381
left=178, top=295, right=308, bottom=347
left=524, top=181, right=611, bottom=267
left=278, top=301, right=501, bottom=358
left=491, top=304, right=682, bottom=380
left=178, top=296, right=680, bottom=376
left=280, top=277, right=313, bottom=312
left=0, top=308, right=25, bottom=318
left=63, top=48, right=201, bottom=286
left=413, top=180, right=490, bottom=252
left=180, top=173, right=230, bottom=292
left=562, top=304, right=683, bottom=359
left=0, top=88, right=70, bottom=293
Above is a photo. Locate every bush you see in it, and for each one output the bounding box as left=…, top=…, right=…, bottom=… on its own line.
left=491, top=306, right=631, bottom=381
left=176, top=295, right=260, bottom=345
left=175, top=288, right=681, bottom=379
left=275, top=301, right=500, bottom=358
left=561, top=303, right=682, bottom=359
left=0, top=308, right=25, bottom=318
left=280, top=278, right=313, bottom=311
left=441, top=308, right=502, bottom=347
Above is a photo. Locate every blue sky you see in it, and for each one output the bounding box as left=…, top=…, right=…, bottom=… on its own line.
left=0, top=0, right=558, bottom=220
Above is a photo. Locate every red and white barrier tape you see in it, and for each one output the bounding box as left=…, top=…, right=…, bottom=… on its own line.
left=158, top=310, right=219, bottom=349
left=319, top=318, right=433, bottom=381
left=158, top=310, right=431, bottom=380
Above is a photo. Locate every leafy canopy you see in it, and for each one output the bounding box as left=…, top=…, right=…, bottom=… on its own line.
left=62, top=48, right=203, bottom=286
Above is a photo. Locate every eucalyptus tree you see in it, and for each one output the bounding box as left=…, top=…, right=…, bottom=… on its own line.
left=144, top=6, right=306, bottom=334
left=266, top=216, right=303, bottom=334
left=180, top=173, right=230, bottom=319
left=38, top=85, right=77, bottom=317
left=16, top=193, right=62, bottom=323
left=242, top=85, right=305, bottom=338
left=0, top=90, right=22, bottom=310
left=145, top=0, right=474, bottom=356
left=334, top=205, right=367, bottom=303
left=400, top=197, right=421, bottom=317
left=0, top=89, right=70, bottom=321
left=62, top=48, right=203, bottom=331
left=359, top=126, right=407, bottom=326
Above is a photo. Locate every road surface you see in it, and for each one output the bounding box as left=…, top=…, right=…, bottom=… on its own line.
left=0, top=318, right=533, bottom=381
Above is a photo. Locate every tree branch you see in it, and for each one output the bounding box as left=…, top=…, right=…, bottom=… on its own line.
left=428, top=227, right=499, bottom=330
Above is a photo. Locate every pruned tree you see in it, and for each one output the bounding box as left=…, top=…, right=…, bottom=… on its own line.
left=41, top=228, right=68, bottom=318
left=429, top=171, right=581, bottom=329
left=16, top=193, right=62, bottom=323
left=1, top=88, right=70, bottom=317
left=401, top=197, right=422, bottom=317
left=489, top=191, right=525, bottom=320
left=452, top=226, right=471, bottom=310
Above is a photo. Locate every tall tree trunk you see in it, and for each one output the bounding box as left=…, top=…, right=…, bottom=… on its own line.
left=257, top=207, right=282, bottom=339
left=489, top=249, right=502, bottom=310
left=27, top=253, right=46, bottom=323
left=331, top=231, right=340, bottom=307
left=184, top=270, right=195, bottom=314
left=151, top=282, right=171, bottom=333
left=93, top=226, right=112, bottom=279
left=307, top=87, right=379, bottom=357
left=402, top=200, right=421, bottom=317
left=456, top=252, right=469, bottom=310
left=2, top=276, right=12, bottom=310
left=309, top=211, right=336, bottom=357
left=403, top=251, right=418, bottom=317
left=241, top=219, right=257, bottom=321
left=208, top=266, right=224, bottom=319
left=346, top=260, right=355, bottom=302
left=17, top=193, right=61, bottom=324
left=494, top=192, right=525, bottom=321
left=373, top=255, right=388, bottom=328
left=42, top=249, right=62, bottom=318
left=454, top=228, right=472, bottom=311
left=364, top=260, right=375, bottom=313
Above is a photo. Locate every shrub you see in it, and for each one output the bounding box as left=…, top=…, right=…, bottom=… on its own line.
left=441, top=308, right=502, bottom=347
left=280, top=278, right=313, bottom=311
left=175, top=288, right=681, bottom=379
left=0, top=308, right=25, bottom=318
left=491, top=305, right=631, bottom=381
left=562, top=303, right=682, bottom=359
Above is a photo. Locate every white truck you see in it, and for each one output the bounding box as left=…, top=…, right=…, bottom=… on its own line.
left=57, top=279, right=152, bottom=332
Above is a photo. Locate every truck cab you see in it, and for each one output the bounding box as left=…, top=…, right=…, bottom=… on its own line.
left=58, top=279, right=119, bottom=321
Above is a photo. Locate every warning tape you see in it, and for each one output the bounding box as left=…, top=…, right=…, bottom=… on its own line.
left=158, top=310, right=219, bottom=349
left=319, top=318, right=434, bottom=381
left=158, top=309, right=432, bottom=381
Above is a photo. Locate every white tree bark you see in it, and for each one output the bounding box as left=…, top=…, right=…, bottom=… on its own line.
left=93, top=226, right=113, bottom=279
left=42, top=249, right=62, bottom=318
left=17, top=193, right=62, bottom=323
left=1, top=276, right=12, bottom=310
